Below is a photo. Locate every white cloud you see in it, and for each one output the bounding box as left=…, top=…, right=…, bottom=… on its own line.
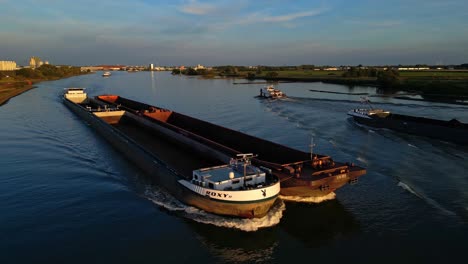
left=262, top=8, right=329, bottom=22
left=179, top=0, right=216, bottom=15
left=233, top=7, right=329, bottom=27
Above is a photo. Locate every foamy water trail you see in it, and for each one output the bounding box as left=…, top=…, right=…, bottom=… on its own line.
left=408, top=143, right=418, bottom=148
left=397, top=182, right=456, bottom=216
left=356, top=156, right=368, bottom=165
left=279, top=192, right=336, bottom=203
left=143, top=186, right=188, bottom=211
left=143, top=186, right=285, bottom=232
left=397, top=182, right=424, bottom=199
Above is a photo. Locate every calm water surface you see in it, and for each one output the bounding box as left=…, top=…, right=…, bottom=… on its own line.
left=1, top=71, right=467, bottom=263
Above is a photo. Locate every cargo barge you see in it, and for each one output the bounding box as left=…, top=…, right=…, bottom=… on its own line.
left=63, top=88, right=280, bottom=218
left=95, top=94, right=366, bottom=198
left=348, top=107, right=468, bottom=145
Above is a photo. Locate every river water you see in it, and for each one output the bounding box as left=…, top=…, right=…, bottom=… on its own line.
left=1, top=71, right=467, bottom=263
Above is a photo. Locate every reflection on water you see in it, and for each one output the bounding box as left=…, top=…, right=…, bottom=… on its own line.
left=150, top=71, right=157, bottom=97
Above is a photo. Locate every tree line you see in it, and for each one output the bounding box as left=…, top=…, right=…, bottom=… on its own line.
left=342, top=67, right=400, bottom=87
left=13, top=64, right=82, bottom=79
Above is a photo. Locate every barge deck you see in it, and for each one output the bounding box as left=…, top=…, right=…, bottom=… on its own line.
left=63, top=88, right=280, bottom=218
left=97, top=95, right=366, bottom=198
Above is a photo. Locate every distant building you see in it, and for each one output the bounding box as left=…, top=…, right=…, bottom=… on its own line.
left=97, top=65, right=124, bottom=71
left=29, top=56, right=42, bottom=69
left=194, top=64, right=205, bottom=70
left=29, top=57, right=36, bottom=68
left=398, top=67, right=430, bottom=71
left=0, top=60, right=17, bottom=71
left=80, top=66, right=104, bottom=72
left=179, top=65, right=185, bottom=70
left=150, top=63, right=154, bottom=70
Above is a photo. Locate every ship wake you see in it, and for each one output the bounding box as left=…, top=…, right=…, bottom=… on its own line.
left=143, top=185, right=285, bottom=232
left=397, top=181, right=456, bottom=216
left=279, top=192, right=336, bottom=203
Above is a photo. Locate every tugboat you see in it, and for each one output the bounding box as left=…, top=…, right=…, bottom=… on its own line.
left=62, top=88, right=280, bottom=218
left=258, top=85, right=286, bottom=99
left=178, top=153, right=280, bottom=217
left=348, top=98, right=468, bottom=144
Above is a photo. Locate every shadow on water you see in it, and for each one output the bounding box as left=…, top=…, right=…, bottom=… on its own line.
left=279, top=199, right=360, bottom=248
left=180, top=198, right=360, bottom=262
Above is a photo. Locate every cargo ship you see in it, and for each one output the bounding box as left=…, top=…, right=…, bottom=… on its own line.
left=348, top=106, right=468, bottom=145
left=95, top=93, right=366, bottom=198
left=63, top=88, right=280, bottom=218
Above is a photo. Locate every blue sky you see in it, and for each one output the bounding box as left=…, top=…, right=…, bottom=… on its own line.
left=1, top=0, right=467, bottom=66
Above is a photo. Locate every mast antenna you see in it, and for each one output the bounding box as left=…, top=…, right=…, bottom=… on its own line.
left=360, top=96, right=374, bottom=110
left=310, top=136, right=315, bottom=160
left=236, top=153, right=256, bottom=186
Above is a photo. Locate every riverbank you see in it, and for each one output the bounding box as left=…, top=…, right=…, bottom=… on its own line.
left=0, top=64, right=88, bottom=107
left=0, top=82, right=35, bottom=106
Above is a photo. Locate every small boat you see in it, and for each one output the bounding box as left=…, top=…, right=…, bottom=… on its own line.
left=348, top=99, right=468, bottom=144
left=102, top=71, right=111, bottom=77
left=62, top=88, right=280, bottom=218
left=258, top=85, right=286, bottom=99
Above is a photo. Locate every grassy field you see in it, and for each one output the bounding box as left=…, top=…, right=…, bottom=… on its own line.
left=251, top=69, right=468, bottom=79
left=259, top=70, right=346, bottom=78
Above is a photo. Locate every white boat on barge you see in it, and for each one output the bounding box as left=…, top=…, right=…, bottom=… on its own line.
left=62, top=88, right=280, bottom=218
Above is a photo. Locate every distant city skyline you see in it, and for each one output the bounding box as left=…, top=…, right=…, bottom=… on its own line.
left=1, top=0, right=467, bottom=66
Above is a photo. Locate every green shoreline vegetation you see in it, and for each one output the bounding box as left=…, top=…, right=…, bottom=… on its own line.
left=3, top=63, right=467, bottom=106
left=0, top=64, right=84, bottom=106
left=173, top=64, right=468, bottom=99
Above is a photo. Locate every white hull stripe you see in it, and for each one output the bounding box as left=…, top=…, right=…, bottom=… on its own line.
left=347, top=110, right=372, bottom=119
left=178, top=180, right=280, bottom=202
